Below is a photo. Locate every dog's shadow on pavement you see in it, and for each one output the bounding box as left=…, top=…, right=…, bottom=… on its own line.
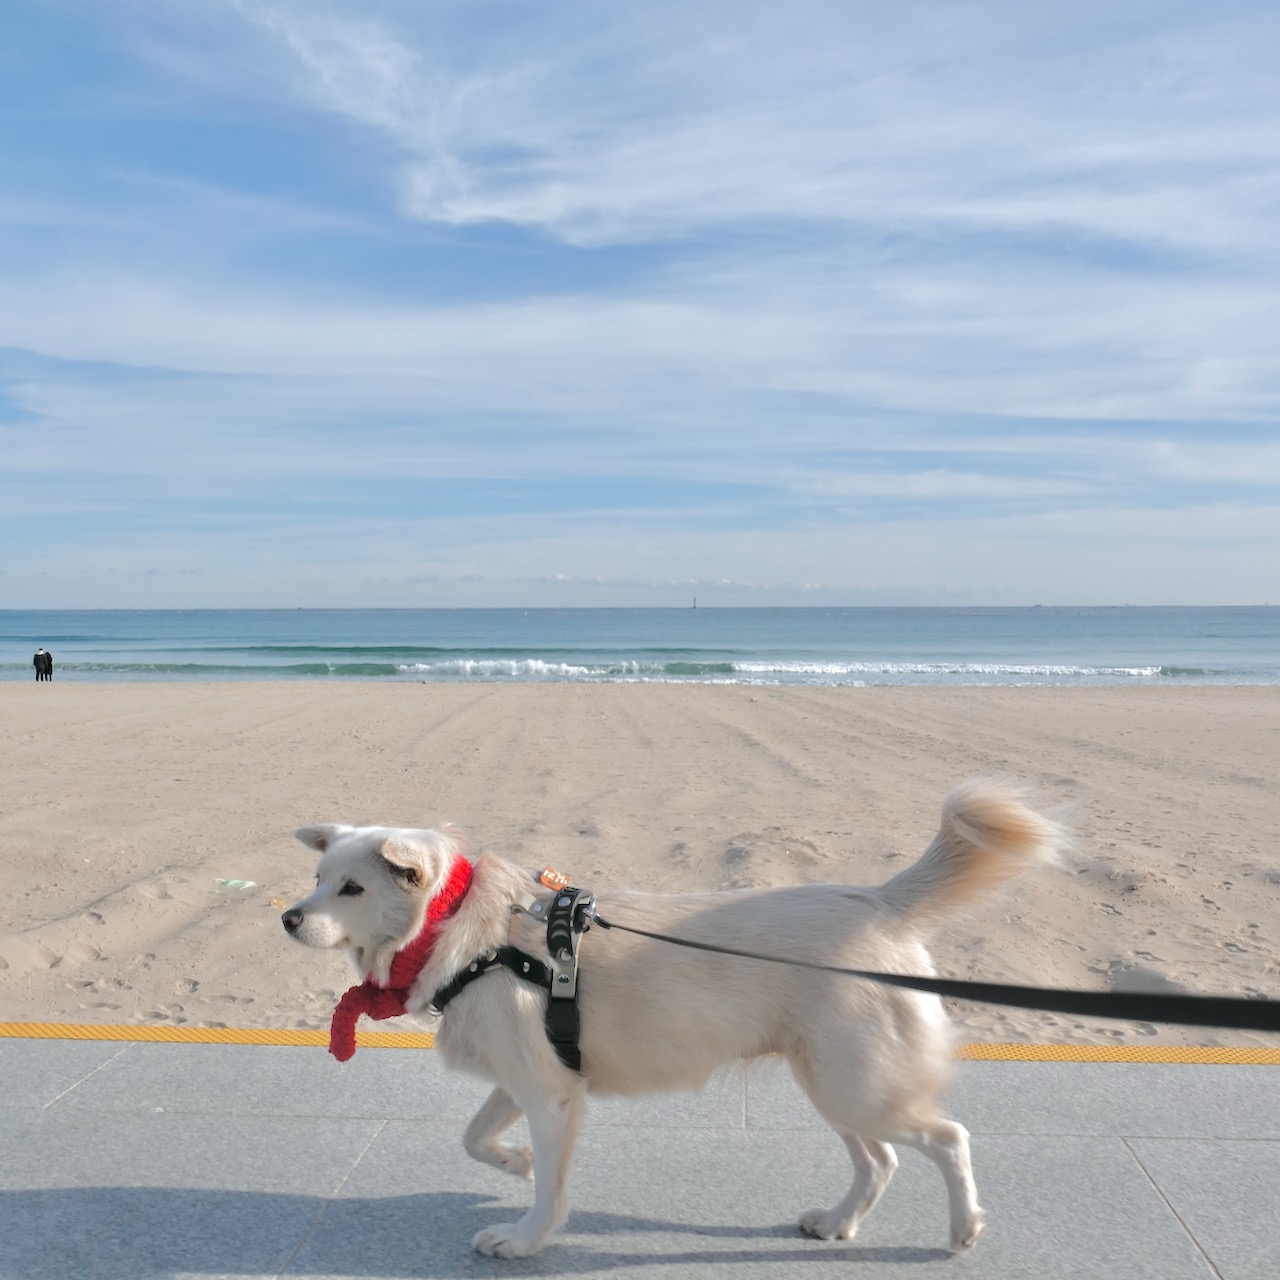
left=0, top=1186, right=953, bottom=1277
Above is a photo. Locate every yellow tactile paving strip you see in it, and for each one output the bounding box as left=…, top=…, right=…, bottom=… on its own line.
left=0, top=1021, right=436, bottom=1050
left=954, top=1041, right=1280, bottom=1064
left=1, top=1021, right=1277, bottom=1062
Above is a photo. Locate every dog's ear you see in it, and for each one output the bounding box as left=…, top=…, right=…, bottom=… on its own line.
left=295, top=824, right=352, bottom=853
left=380, top=826, right=466, bottom=891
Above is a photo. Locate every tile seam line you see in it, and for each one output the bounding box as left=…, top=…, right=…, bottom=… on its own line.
left=40, top=1043, right=133, bottom=1110
left=273, top=1116, right=389, bottom=1280
left=976, top=1131, right=1280, bottom=1143
left=1121, top=1137, right=1225, bottom=1280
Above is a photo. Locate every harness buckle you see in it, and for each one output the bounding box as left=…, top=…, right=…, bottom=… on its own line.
left=543, top=886, right=595, bottom=1072
left=547, top=889, right=593, bottom=1001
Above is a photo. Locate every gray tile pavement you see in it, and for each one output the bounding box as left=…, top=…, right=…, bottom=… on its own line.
left=1, top=1037, right=1275, bottom=1279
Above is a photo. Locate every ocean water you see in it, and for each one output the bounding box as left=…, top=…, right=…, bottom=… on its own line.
left=2, top=607, right=1278, bottom=686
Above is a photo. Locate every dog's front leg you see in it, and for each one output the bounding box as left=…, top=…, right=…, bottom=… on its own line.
left=471, top=1080, right=586, bottom=1258
left=464, top=1087, right=533, bottom=1179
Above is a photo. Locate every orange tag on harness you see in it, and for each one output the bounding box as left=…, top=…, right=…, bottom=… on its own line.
left=539, top=866, right=572, bottom=890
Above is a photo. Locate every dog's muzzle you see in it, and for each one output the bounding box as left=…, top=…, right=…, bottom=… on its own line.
left=282, top=907, right=304, bottom=934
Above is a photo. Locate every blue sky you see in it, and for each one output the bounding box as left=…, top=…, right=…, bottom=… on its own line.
left=2, top=0, right=1278, bottom=607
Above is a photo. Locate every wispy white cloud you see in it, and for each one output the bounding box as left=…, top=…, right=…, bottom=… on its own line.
left=229, top=0, right=1280, bottom=259
left=4, top=242, right=1277, bottom=429
left=2, top=1, right=1279, bottom=605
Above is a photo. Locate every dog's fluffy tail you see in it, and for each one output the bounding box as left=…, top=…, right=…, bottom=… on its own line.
left=877, top=779, right=1068, bottom=930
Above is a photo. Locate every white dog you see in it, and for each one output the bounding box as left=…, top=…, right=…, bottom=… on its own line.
left=283, top=779, right=1065, bottom=1258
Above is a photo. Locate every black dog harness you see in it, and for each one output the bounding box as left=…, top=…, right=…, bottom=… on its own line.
left=428, top=883, right=596, bottom=1072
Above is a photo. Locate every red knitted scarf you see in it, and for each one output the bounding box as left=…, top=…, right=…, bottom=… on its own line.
left=329, top=856, right=474, bottom=1062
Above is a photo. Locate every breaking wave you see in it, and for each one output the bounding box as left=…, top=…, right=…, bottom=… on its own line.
left=0, top=657, right=1203, bottom=685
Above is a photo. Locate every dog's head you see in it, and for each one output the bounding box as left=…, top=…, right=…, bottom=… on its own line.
left=281, top=822, right=466, bottom=970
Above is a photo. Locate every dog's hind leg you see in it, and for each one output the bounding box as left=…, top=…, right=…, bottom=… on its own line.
left=799, top=1133, right=898, bottom=1241
left=788, top=1048, right=901, bottom=1241
left=881, top=1118, right=984, bottom=1252
left=464, top=1088, right=532, bottom=1179
left=471, top=1079, right=586, bottom=1258
left=798, top=1058, right=983, bottom=1248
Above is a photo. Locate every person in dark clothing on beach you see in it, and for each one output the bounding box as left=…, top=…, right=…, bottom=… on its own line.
left=33, top=648, right=52, bottom=681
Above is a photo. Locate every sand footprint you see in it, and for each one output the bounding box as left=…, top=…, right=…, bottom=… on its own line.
left=144, top=1004, right=187, bottom=1022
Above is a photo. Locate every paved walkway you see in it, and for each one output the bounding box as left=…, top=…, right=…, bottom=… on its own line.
left=2, top=1034, right=1276, bottom=1279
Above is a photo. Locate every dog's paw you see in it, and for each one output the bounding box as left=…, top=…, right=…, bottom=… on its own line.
left=496, top=1144, right=534, bottom=1179
left=472, top=1223, right=542, bottom=1258
left=799, top=1208, right=857, bottom=1241
left=949, top=1210, right=986, bottom=1252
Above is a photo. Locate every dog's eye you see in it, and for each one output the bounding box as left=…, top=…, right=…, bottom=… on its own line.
left=338, top=881, right=364, bottom=897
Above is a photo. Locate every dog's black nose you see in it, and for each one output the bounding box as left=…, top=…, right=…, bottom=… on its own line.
left=282, top=908, right=304, bottom=934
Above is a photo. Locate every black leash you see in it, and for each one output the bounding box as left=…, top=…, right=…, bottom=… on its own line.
left=586, top=910, right=1280, bottom=1033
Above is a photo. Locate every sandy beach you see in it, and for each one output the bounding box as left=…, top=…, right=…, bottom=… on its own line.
left=1, top=682, right=1276, bottom=1046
